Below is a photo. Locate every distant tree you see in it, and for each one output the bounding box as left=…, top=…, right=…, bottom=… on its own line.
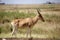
left=0, top=3, right=5, bottom=5
left=46, top=1, right=52, bottom=4
left=0, top=0, right=5, bottom=5
left=45, top=1, right=55, bottom=4
left=48, top=2, right=52, bottom=4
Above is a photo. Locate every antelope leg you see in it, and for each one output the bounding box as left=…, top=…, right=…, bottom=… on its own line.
left=26, top=26, right=31, bottom=38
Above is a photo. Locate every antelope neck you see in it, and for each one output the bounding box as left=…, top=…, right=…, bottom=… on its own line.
left=32, top=15, right=39, bottom=24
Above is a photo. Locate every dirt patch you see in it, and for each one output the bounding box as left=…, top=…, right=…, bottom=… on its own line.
left=0, top=38, right=60, bottom=40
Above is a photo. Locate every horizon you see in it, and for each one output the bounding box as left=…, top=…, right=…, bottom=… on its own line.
left=0, top=0, right=60, bottom=4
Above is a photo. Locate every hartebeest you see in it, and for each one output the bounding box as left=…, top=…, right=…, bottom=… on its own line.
left=11, top=9, right=45, bottom=38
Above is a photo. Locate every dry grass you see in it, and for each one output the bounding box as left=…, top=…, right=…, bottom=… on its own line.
left=0, top=4, right=60, bottom=38
left=0, top=11, right=60, bottom=38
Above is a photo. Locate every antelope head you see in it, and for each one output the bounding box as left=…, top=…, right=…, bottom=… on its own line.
left=37, top=9, right=45, bottom=22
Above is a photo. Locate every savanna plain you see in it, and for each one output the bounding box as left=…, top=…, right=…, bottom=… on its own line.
left=0, top=4, right=60, bottom=39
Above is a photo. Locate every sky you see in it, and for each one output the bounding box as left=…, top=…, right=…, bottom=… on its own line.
left=0, top=0, right=60, bottom=4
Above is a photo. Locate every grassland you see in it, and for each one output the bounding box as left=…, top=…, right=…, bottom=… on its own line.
left=0, top=4, right=60, bottom=38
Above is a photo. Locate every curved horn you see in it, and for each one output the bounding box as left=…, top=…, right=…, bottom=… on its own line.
left=37, top=9, right=41, bottom=15
left=37, top=9, right=45, bottom=22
